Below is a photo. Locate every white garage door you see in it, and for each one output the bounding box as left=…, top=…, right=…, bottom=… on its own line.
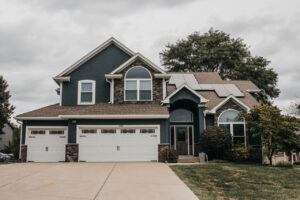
left=26, top=126, right=68, bottom=162
left=77, top=125, right=160, bottom=162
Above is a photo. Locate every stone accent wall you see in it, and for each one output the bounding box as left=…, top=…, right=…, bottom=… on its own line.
left=114, top=59, right=163, bottom=104
left=214, top=99, right=246, bottom=124
left=158, top=144, right=169, bottom=162
left=20, top=145, right=27, bottom=162
left=66, top=144, right=79, bottom=162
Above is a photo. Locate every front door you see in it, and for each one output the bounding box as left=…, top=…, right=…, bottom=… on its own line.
left=176, top=127, right=188, bottom=155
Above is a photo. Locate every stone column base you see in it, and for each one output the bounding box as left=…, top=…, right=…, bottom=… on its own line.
left=158, top=144, right=169, bottom=162
left=20, top=145, right=27, bottom=162
left=66, top=144, right=79, bottom=162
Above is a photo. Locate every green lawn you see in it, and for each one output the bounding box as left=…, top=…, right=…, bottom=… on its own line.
left=170, top=162, right=300, bottom=200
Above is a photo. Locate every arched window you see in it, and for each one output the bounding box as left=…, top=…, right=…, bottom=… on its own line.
left=218, top=109, right=245, bottom=145
left=125, top=66, right=152, bottom=101
left=170, top=109, right=193, bottom=122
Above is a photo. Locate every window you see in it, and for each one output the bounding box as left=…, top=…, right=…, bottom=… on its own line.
left=121, top=129, right=136, bottom=134
left=101, top=129, right=116, bottom=134
left=218, top=110, right=245, bottom=145
left=81, top=129, right=97, bottom=134
left=170, top=109, right=193, bottom=122
left=49, top=130, right=64, bottom=134
left=31, top=130, right=46, bottom=135
left=125, top=67, right=152, bottom=101
left=140, top=129, right=155, bottom=134
left=78, top=80, right=95, bottom=105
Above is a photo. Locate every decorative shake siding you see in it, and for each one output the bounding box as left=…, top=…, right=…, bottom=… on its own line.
left=114, top=59, right=163, bottom=104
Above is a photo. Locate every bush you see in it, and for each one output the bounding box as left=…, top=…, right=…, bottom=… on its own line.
left=159, top=147, right=178, bottom=163
left=276, top=161, right=293, bottom=168
left=199, top=126, right=232, bottom=160
left=231, top=145, right=250, bottom=162
left=293, top=161, right=300, bottom=165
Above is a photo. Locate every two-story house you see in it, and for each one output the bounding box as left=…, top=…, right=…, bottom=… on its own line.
left=16, top=37, right=260, bottom=162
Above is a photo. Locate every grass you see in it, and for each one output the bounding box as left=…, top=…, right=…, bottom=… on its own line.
left=170, top=162, right=300, bottom=200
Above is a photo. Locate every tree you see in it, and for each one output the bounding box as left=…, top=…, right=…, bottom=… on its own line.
left=0, top=76, right=15, bottom=134
left=3, top=126, right=20, bottom=159
left=160, top=29, right=280, bottom=103
left=199, top=126, right=232, bottom=160
left=243, top=104, right=300, bottom=165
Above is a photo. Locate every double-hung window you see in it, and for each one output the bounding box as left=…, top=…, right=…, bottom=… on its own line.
left=78, top=80, right=95, bottom=105
left=125, top=66, right=152, bottom=101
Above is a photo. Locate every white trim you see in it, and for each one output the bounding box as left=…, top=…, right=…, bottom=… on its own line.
left=15, top=114, right=170, bottom=121
left=25, top=126, right=68, bottom=145
left=53, top=76, right=70, bottom=84
left=124, top=66, right=152, bottom=101
left=209, top=95, right=250, bottom=114
left=105, top=74, right=122, bottom=79
left=246, top=89, right=261, bottom=93
left=77, top=80, right=96, bottom=105
left=170, top=125, right=194, bottom=156
left=56, top=37, right=135, bottom=77
left=162, top=78, right=166, bottom=99
left=59, top=82, right=62, bottom=106
left=110, top=53, right=165, bottom=74
left=162, top=84, right=208, bottom=104
left=111, top=79, right=114, bottom=104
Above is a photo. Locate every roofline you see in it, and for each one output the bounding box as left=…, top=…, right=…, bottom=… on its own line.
left=154, top=74, right=171, bottom=79
left=53, top=76, right=71, bottom=84
left=246, top=89, right=261, bottom=93
left=208, top=95, right=250, bottom=114
left=162, top=84, right=208, bottom=104
left=15, top=114, right=170, bottom=121
left=55, top=37, right=135, bottom=77
left=110, top=53, right=165, bottom=74
left=105, top=74, right=123, bottom=79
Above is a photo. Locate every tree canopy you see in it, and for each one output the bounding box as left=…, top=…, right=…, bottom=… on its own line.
left=0, top=76, right=15, bottom=134
left=160, top=29, right=280, bottom=103
left=242, top=104, right=300, bottom=165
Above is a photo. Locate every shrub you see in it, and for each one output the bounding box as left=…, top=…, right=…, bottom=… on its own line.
left=159, top=147, right=178, bottom=163
left=231, top=145, right=250, bottom=162
left=293, top=161, right=300, bottom=165
left=199, top=126, right=232, bottom=160
left=276, top=161, right=293, bottom=168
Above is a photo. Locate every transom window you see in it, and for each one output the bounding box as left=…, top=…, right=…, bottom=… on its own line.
left=31, top=130, right=46, bottom=135
left=140, top=129, right=155, bottom=134
left=78, top=80, right=95, bottom=105
left=218, top=109, right=246, bottom=145
left=125, top=66, right=152, bottom=101
left=82, top=129, right=97, bottom=134
left=49, top=130, right=64, bottom=135
left=170, top=109, right=193, bottom=122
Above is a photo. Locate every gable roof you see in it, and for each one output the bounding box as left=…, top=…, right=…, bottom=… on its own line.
left=55, top=37, right=135, bottom=77
left=162, top=84, right=208, bottom=104
left=109, top=53, right=165, bottom=74
left=207, top=95, right=250, bottom=113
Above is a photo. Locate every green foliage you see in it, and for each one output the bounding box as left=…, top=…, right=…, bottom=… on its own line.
left=231, top=144, right=250, bottom=162
left=3, top=127, right=20, bottom=159
left=160, top=29, right=280, bottom=103
left=242, top=104, right=300, bottom=165
left=159, top=147, right=178, bottom=163
left=276, top=161, right=293, bottom=168
left=0, top=76, right=15, bottom=134
left=199, top=126, right=232, bottom=160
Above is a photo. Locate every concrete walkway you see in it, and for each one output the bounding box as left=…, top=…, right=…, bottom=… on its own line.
left=0, top=163, right=198, bottom=200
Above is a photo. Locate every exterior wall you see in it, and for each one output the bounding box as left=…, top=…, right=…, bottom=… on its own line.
left=0, top=124, right=14, bottom=150
left=170, top=88, right=200, bottom=104
left=20, top=145, right=27, bottom=162
left=66, top=144, right=78, bottom=162
left=62, top=44, right=131, bottom=106
left=114, top=59, right=163, bottom=104
left=205, top=114, right=215, bottom=127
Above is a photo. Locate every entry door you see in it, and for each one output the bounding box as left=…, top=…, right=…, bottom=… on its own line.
left=176, top=127, right=188, bottom=155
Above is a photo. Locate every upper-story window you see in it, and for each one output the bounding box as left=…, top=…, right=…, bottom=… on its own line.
left=125, top=66, right=152, bottom=101
left=78, top=80, right=95, bottom=105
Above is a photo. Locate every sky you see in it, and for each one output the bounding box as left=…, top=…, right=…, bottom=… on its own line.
left=0, top=0, right=299, bottom=120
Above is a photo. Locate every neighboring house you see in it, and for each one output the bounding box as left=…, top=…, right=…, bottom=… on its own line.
left=0, top=123, right=14, bottom=151
left=15, top=37, right=260, bottom=162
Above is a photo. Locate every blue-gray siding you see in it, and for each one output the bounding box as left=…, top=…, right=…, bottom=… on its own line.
left=62, top=44, right=131, bottom=106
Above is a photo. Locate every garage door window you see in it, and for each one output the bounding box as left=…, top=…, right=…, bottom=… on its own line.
left=49, top=130, right=64, bottom=134
left=121, top=129, right=136, bottom=134
left=140, top=129, right=155, bottom=134
left=82, top=129, right=97, bottom=134
left=101, top=129, right=116, bottom=134
left=31, top=130, right=46, bottom=135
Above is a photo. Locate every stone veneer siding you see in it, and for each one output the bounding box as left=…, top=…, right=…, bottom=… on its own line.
left=158, top=144, right=169, bottom=162
left=20, top=145, right=27, bottom=162
left=114, top=59, right=163, bottom=104
left=65, top=144, right=79, bottom=162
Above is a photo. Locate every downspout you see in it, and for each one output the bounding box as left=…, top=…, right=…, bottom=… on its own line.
left=105, top=78, right=114, bottom=104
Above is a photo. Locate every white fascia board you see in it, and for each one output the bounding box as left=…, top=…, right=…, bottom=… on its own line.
left=53, top=76, right=70, bottom=85
left=14, top=116, right=62, bottom=121
left=208, top=95, right=250, bottom=114
left=246, top=89, right=261, bottom=93
left=56, top=37, right=135, bottom=77
left=105, top=74, right=123, bottom=79
left=110, top=53, right=165, bottom=74
left=162, top=84, right=208, bottom=104
left=154, top=74, right=171, bottom=79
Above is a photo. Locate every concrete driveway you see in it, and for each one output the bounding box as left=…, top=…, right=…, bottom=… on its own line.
left=0, top=163, right=198, bottom=200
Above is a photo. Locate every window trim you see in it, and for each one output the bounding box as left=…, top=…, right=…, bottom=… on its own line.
left=217, top=109, right=246, bottom=146
left=78, top=80, right=96, bottom=105
left=124, top=66, right=152, bottom=101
